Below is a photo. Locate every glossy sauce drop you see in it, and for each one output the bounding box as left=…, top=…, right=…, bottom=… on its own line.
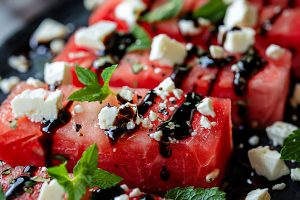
left=160, top=165, right=170, bottom=181
left=137, top=90, right=157, bottom=115
left=90, top=186, right=125, bottom=200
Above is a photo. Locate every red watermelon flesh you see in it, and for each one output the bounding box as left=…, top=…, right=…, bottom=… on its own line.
left=0, top=83, right=232, bottom=193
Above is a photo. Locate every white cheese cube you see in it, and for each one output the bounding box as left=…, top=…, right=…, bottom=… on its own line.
left=11, top=89, right=63, bottom=123
left=178, top=19, right=201, bottom=36
left=44, top=62, right=72, bottom=85
left=118, top=86, right=134, bottom=102
left=156, top=77, right=175, bottom=92
left=0, top=76, right=20, bottom=94
left=248, top=146, right=290, bottom=181
left=38, top=179, right=64, bottom=200
left=245, top=188, right=270, bottom=200
left=197, top=98, right=216, bottom=118
left=150, top=34, right=187, bottom=67
left=26, top=77, right=45, bottom=87
left=223, top=28, right=255, bottom=53
left=115, top=0, right=146, bottom=27
left=291, top=168, right=300, bottom=181
left=209, top=45, right=225, bottom=59
left=75, top=21, right=117, bottom=50
left=33, top=19, right=68, bottom=43
left=224, top=0, right=258, bottom=28
left=84, top=0, right=104, bottom=10
left=8, top=55, right=29, bottom=73
left=98, top=106, right=118, bottom=129
left=266, top=121, right=297, bottom=146
left=266, top=44, right=286, bottom=60
left=200, top=116, right=212, bottom=129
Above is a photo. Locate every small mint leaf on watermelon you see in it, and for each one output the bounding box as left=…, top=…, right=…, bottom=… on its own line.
left=47, top=144, right=122, bottom=200
left=140, top=0, right=183, bottom=23
left=0, top=186, right=5, bottom=200
left=68, top=65, right=117, bottom=103
left=165, top=186, right=226, bottom=200
left=127, top=24, right=151, bottom=52
left=281, top=129, right=300, bottom=162
left=193, top=0, right=228, bottom=23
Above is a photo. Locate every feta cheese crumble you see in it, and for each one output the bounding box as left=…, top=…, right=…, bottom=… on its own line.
left=50, top=39, right=65, bottom=54
left=149, top=34, right=187, bottom=67
left=200, top=116, right=212, bottom=129
left=209, top=45, right=225, bottom=59
left=178, top=19, right=201, bottom=36
left=149, top=131, right=163, bottom=141
left=149, top=110, right=157, bottom=121
left=11, top=89, right=63, bottom=123
left=8, top=55, right=29, bottom=73
left=248, top=135, right=259, bottom=146
left=224, top=0, right=258, bottom=28
left=115, top=0, right=146, bottom=27
left=73, top=105, right=84, bottom=114
left=33, top=18, right=68, bottom=43
left=291, top=168, right=300, bottom=181
left=118, top=86, right=134, bottom=102
left=37, top=179, right=65, bottom=200
left=44, top=62, right=72, bottom=85
left=245, top=188, right=270, bottom=200
left=248, top=146, right=290, bottom=181
left=98, top=106, right=118, bottom=129
left=223, top=27, right=255, bottom=53
left=266, top=121, right=297, bottom=146
left=155, top=77, right=176, bottom=99
left=84, top=0, right=104, bottom=10
left=26, top=77, right=44, bottom=87
left=75, top=21, right=117, bottom=50
left=266, top=44, right=286, bottom=60
left=0, top=76, right=20, bottom=94
left=197, top=98, right=216, bottom=118
left=272, top=182, right=286, bottom=190
left=129, top=188, right=142, bottom=198
left=114, top=194, right=129, bottom=200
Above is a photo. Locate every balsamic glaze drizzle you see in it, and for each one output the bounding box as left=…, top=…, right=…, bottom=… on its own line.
left=90, top=186, right=125, bottom=200
left=137, top=90, right=157, bottom=116
left=39, top=101, right=73, bottom=167
left=158, top=93, right=202, bottom=158
left=260, top=7, right=283, bottom=35
left=160, top=165, right=170, bottom=181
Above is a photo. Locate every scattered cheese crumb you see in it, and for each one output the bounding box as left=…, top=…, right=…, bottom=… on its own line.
left=200, top=116, right=212, bottom=129
left=209, top=45, right=225, bottom=59
left=37, top=179, right=65, bottom=200
left=245, top=188, right=270, bottom=200
left=114, top=194, right=129, bottom=200
left=272, top=182, right=286, bottom=191
left=178, top=19, right=201, bottom=36
left=266, top=121, right=297, bottom=146
left=149, top=131, right=163, bottom=141
left=0, top=76, right=20, bottom=94
left=98, top=106, right=118, bottom=129
left=44, top=62, right=72, bottom=85
left=149, top=110, right=157, bottom=122
left=173, top=89, right=183, bottom=99
left=120, top=184, right=129, bottom=192
left=291, top=168, right=300, bottom=181
left=197, top=98, right=216, bottom=118
left=266, top=44, right=285, bottom=60
left=118, top=86, right=134, bottom=102
left=223, top=28, right=255, bottom=53
left=8, top=55, right=29, bottom=73
left=248, top=135, right=259, bottom=146
left=73, top=105, right=84, bottom=114
left=50, top=39, right=65, bottom=54
left=26, top=77, right=44, bottom=87
left=129, top=188, right=142, bottom=198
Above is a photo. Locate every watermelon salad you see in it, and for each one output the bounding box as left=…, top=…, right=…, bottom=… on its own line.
left=2, top=0, right=300, bottom=199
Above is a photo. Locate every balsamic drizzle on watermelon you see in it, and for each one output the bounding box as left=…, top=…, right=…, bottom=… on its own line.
left=39, top=101, right=73, bottom=167
left=259, top=7, right=283, bottom=36
left=160, top=165, right=170, bottom=181
left=91, top=186, right=125, bottom=200
left=138, top=90, right=157, bottom=115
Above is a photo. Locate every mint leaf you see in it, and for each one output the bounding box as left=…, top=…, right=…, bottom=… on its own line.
left=89, top=169, right=123, bottom=189
left=141, top=0, right=183, bottom=23
left=281, top=129, right=300, bottom=162
left=165, top=187, right=226, bottom=200
left=68, top=65, right=117, bottom=103
left=193, top=0, right=228, bottom=23
left=48, top=144, right=122, bottom=200
left=0, top=186, right=5, bottom=200
left=127, top=25, right=151, bottom=52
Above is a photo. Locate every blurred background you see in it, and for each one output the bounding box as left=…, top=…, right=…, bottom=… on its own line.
left=0, top=0, right=64, bottom=45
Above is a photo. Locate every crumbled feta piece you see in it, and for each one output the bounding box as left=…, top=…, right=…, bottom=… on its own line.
left=44, top=62, right=72, bottom=85
left=8, top=55, right=29, bottom=73
left=149, top=131, right=163, bottom=141
left=291, top=168, right=300, bottom=181
left=33, top=18, right=68, bottom=43
left=178, top=19, right=201, bottom=36
left=141, top=118, right=152, bottom=128
left=205, top=168, right=220, bottom=183
left=73, top=105, right=84, bottom=114
left=156, top=77, right=175, bottom=92
left=150, top=34, right=187, bottom=67
left=248, top=146, right=290, bottom=181
left=231, top=64, right=239, bottom=72
left=126, top=120, right=136, bottom=130
left=200, top=116, right=212, bottom=129
left=266, top=121, right=297, bottom=146
left=11, top=89, right=63, bottom=123
left=75, top=21, right=117, bottom=50
left=224, top=0, right=258, bottom=28
left=149, top=110, right=157, bottom=121
left=37, top=179, right=65, bottom=200
left=114, top=194, right=129, bottom=200
left=0, top=76, right=20, bottom=94
left=173, top=89, right=183, bottom=99
left=118, top=86, right=134, bottom=102
left=98, top=106, right=118, bottom=129
left=209, top=45, right=225, bottom=59
left=266, top=44, right=286, bottom=60
left=84, top=0, right=104, bottom=10
left=158, top=102, right=167, bottom=110
left=272, top=182, right=286, bottom=190
left=115, top=0, right=146, bottom=27
left=120, top=184, right=130, bottom=192
left=245, top=188, right=270, bottom=200
left=129, top=188, right=142, bottom=198
left=50, top=39, right=65, bottom=54
left=223, top=28, right=255, bottom=53
left=197, top=98, right=216, bottom=118
left=26, top=77, right=44, bottom=87
left=248, top=135, right=259, bottom=146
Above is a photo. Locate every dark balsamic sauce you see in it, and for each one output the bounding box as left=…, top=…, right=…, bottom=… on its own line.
left=198, top=54, right=234, bottom=68
left=90, top=186, right=125, bottom=200
left=157, top=93, right=202, bottom=158
left=288, top=0, right=295, bottom=8
left=39, top=101, right=73, bottom=167
left=137, top=90, right=157, bottom=115
left=260, top=7, right=283, bottom=35
left=160, top=165, right=170, bottom=181
left=23, top=165, right=38, bottom=175
left=233, top=48, right=267, bottom=96
left=139, top=194, right=155, bottom=200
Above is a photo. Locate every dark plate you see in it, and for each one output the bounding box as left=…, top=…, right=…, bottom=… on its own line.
left=0, top=1, right=299, bottom=199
